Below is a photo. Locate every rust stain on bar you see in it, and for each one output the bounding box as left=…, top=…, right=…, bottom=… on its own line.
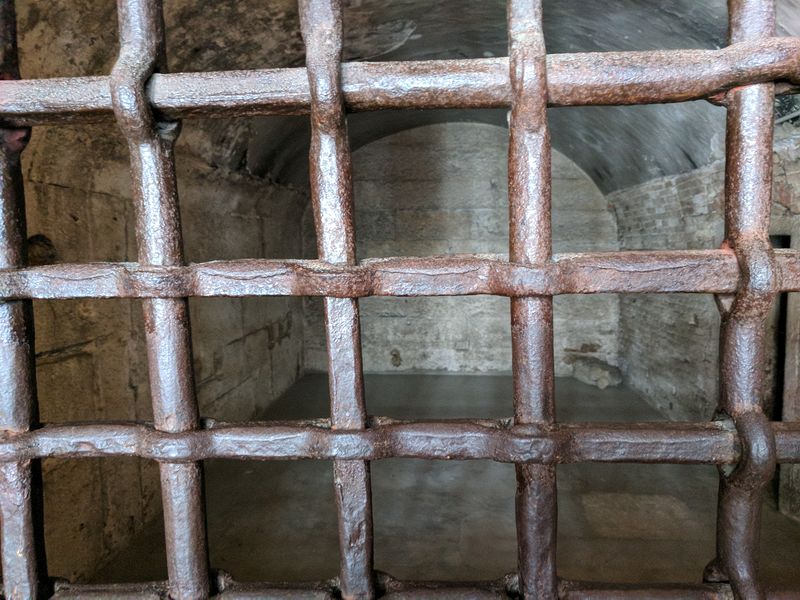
left=0, top=419, right=800, bottom=465
left=1, top=37, right=800, bottom=125
left=0, top=249, right=772, bottom=298
left=4, top=246, right=800, bottom=299
left=704, top=1, right=779, bottom=598
left=507, top=1, right=558, bottom=597
left=0, top=0, right=797, bottom=596
left=300, top=0, right=374, bottom=597
left=110, top=1, right=209, bottom=598
left=0, top=1, right=46, bottom=598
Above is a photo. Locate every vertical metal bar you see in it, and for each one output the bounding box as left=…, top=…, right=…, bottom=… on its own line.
left=704, top=1, right=778, bottom=598
left=110, top=1, right=209, bottom=598
left=0, top=2, right=47, bottom=598
left=508, top=1, right=557, bottom=597
left=299, top=1, right=374, bottom=598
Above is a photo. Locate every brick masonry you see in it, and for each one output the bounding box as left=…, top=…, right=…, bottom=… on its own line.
left=609, top=123, right=800, bottom=520
left=304, top=123, right=620, bottom=376
left=609, top=125, right=800, bottom=418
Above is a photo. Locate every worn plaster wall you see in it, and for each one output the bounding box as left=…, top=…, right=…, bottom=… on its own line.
left=15, top=2, right=308, bottom=582
left=304, top=123, right=620, bottom=375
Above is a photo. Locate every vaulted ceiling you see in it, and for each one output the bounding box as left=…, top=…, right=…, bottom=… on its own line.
left=18, top=0, right=800, bottom=192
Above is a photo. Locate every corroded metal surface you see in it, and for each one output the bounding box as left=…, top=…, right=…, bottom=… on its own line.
left=508, top=2, right=557, bottom=597
left=0, top=38, right=799, bottom=125
left=0, top=0, right=799, bottom=598
left=0, top=1, right=45, bottom=599
left=703, top=2, right=780, bottom=598
left=299, top=0, right=373, bottom=597
left=2, top=418, right=800, bottom=464
left=5, top=249, right=800, bottom=298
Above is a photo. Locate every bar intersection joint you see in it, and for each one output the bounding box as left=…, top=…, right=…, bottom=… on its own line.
left=111, top=1, right=209, bottom=598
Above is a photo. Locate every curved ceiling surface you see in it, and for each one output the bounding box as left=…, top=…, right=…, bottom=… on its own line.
left=209, top=0, right=799, bottom=192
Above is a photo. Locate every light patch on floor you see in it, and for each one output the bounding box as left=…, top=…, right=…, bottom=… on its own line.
left=581, top=492, right=705, bottom=540
left=92, top=375, right=800, bottom=586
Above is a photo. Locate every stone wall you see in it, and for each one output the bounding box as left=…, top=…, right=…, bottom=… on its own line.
left=609, top=124, right=800, bottom=420
left=15, top=1, right=308, bottom=579
left=609, top=165, right=724, bottom=421
left=304, top=123, right=620, bottom=376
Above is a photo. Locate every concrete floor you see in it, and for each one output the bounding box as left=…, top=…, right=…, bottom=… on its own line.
left=95, top=374, right=800, bottom=586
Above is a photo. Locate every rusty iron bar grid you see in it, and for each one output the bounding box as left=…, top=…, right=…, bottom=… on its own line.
left=0, top=0, right=799, bottom=598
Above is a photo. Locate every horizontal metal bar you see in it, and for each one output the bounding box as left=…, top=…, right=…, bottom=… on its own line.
left=3, top=249, right=800, bottom=299
left=46, top=577, right=800, bottom=599
left=1, top=37, right=798, bottom=126
left=558, top=581, right=800, bottom=599
left=1, top=418, right=799, bottom=464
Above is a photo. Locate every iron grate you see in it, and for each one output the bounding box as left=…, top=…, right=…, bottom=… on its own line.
left=1, top=0, right=800, bottom=598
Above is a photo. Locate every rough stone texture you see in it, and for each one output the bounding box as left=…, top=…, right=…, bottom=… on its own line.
left=15, top=3, right=309, bottom=581
left=609, top=124, right=800, bottom=519
left=12, top=0, right=800, bottom=581
left=571, top=357, right=623, bottom=390
left=304, top=123, right=620, bottom=375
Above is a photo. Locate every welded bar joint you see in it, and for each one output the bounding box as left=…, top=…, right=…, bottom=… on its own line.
left=704, top=1, right=778, bottom=598
left=300, top=0, right=374, bottom=597
left=110, top=1, right=209, bottom=598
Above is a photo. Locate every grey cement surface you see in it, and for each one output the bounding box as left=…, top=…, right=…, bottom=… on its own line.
left=94, top=374, right=800, bottom=586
